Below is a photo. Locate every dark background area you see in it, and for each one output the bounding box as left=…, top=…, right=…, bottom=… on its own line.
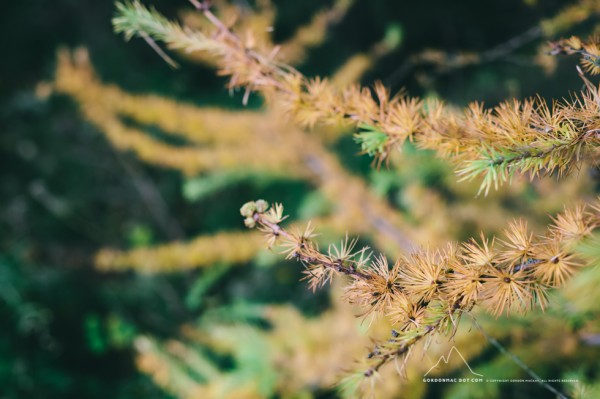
left=0, top=0, right=593, bottom=398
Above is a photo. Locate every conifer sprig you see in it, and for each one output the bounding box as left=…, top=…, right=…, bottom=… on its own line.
left=113, top=1, right=222, bottom=56
left=241, top=198, right=600, bottom=381
left=114, top=1, right=600, bottom=194
left=549, top=35, right=600, bottom=75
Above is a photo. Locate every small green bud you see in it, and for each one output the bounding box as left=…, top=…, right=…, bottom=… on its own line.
left=244, top=217, right=256, bottom=228
left=255, top=199, right=269, bottom=213
left=240, top=201, right=257, bottom=218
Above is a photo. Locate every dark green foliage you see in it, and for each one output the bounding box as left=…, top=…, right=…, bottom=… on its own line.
left=1, top=1, right=599, bottom=398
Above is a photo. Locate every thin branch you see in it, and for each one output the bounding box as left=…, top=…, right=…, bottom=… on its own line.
left=385, top=26, right=542, bottom=87
left=140, top=31, right=179, bottom=68
left=512, top=258, right=544, bottom=273
left=470, top=316, right=569, bottom=399
left=490, top=143, right=566, bottom=167
left=364, top=324, right=437, bottom=377
left=252, top=211, right=372, bottom=280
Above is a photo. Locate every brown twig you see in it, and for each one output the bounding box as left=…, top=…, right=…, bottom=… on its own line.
left=252, top=211, right=372, bottom=280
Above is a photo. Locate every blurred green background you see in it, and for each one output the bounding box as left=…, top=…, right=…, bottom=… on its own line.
left=1, top=1, right=599, bottom=398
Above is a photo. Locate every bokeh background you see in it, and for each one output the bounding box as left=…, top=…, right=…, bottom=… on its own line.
left=2, top=0, right=600, bottom=398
